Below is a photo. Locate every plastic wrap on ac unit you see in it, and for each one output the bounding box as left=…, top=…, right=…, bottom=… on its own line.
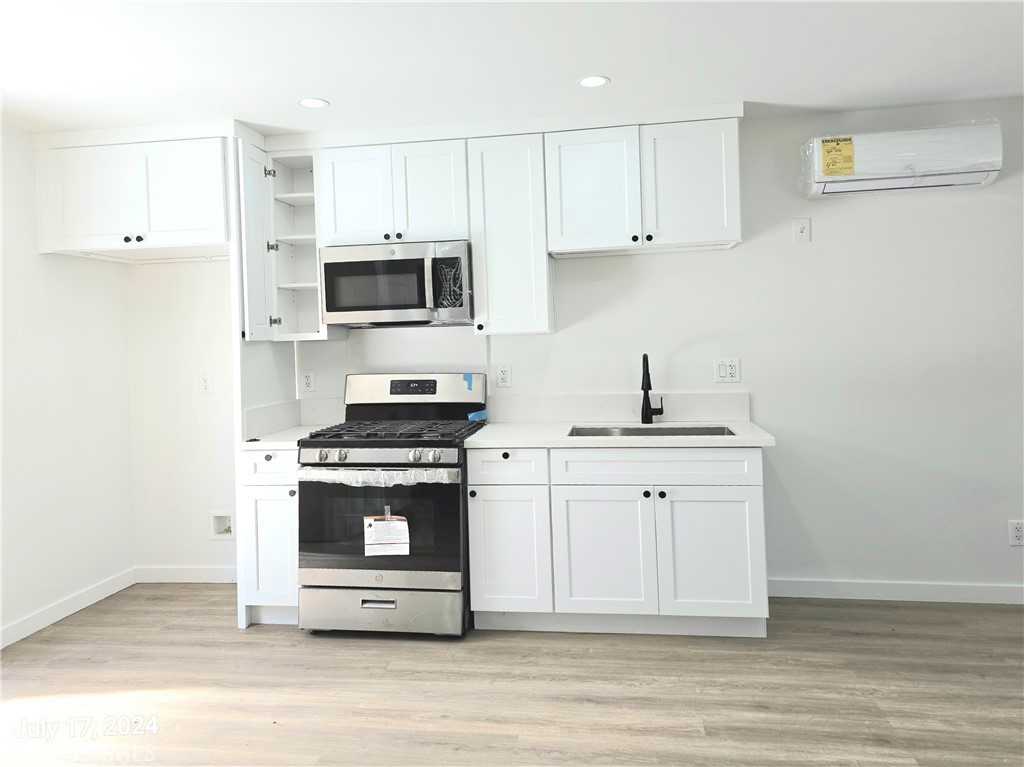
left=800, top=119, right=1002, bottom=198
left=297, top=467, right=461, bottom=486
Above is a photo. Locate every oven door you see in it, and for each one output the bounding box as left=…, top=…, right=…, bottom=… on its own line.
left=297, top=467, right=464, bottom=591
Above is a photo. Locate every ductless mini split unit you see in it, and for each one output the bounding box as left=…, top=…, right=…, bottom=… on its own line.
left=802, top=120, right=1002, bottom=198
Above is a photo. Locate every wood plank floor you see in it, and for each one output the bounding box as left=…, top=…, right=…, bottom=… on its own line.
left=2, top=585, right=1021, bottom=766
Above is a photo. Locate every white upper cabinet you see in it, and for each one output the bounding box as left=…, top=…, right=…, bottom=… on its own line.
left=544, top=126, right=642, bottom=254
left=238, top=142, right=275, bottom=342
left=468, top=134, right=552, bottom=335
left=544, top=118, right=741, bottom=256
left=315, top=144, right=394, bottom=246
left=38, top=138, right=227, bottom=256
left=316, top=139, right=468, bottom=246
left=640, top=119, right=741, bottom=248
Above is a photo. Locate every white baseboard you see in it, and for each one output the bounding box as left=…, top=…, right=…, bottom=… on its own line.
left=769, top=577, right=1024, bottom=605
left=134, top=566, right=236, bottom=584
left=1, top=568, right=136, bottom=649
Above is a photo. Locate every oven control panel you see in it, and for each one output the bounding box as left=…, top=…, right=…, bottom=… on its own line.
left=390, top=379, right=437, bottom=395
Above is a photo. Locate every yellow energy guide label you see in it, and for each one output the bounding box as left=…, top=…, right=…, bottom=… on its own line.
left=821, top=136, right=854, bottom=176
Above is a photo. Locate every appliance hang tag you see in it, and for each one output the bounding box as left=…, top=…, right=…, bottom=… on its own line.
left=364, top=510, right=410, bottom=556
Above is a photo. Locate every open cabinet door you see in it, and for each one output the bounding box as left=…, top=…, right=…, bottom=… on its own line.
left=239, top=142, right=275, bottom=341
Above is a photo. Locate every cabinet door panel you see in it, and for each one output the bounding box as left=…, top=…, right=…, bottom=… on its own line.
left=468, top=134, right=552, bottom=335
left=392, top=139, right=468, bottom=242
left=239, top=486, right=298, bottom=606
left=39, top=145, right=137, bottom=252
left=316, top=145, right=393, bottom=245
left=551, top=485, right=658, bottom=614
left=545, top=126, right=641, bottom=253
left=135, top=138, right=227, bottom=247
left=640, top=119, right=741, bottom=247
left=468, top=485, right=553, bottom=612
left=655, top=486, right=767, bottom=618
left=238, top=142, right=275, bottom=341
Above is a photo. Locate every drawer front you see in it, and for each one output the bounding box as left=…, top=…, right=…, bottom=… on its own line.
left=467, top=448, right=549, bottom=485
left=298, top=587, right=463, bottom=636
left=237, top=449, right=299, bottom=486
left=549, top=448, right=762, bottom=486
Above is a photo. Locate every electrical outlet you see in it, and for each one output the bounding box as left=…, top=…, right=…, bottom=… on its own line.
left=497, top=364, right=512, bottom=388
left=1009, top=521, right=1023, bottom=546
left=199, top=373, right=212, bottom=395
left=793, top=217, right=812, bottom=243
left=714, top=358, right=741, bottom=383
left=301, top=370, right=316, bottom=393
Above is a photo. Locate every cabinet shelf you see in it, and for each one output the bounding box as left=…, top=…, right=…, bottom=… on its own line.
left=275, top=192, right=315, bottom=207
left=277, top=282, right=318, bottom=290
left=276, top=234, right=317, bottom=245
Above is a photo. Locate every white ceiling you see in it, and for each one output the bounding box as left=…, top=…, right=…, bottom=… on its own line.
left=2, top=2, right=1022, bottom=136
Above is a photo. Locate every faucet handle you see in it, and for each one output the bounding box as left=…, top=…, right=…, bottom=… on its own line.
left=652, top=397, right=664, bottom=417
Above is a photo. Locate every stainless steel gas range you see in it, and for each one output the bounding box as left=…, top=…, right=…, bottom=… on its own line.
left=296, top=373, right=486, bottom=637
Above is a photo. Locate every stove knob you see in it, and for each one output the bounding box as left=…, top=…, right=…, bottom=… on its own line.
left=335, top=449, right=348, bottom=462
left=317, top=449, right=329, bottom=462
left=427, top=449, right=442, bottom=463
left=408, top=449, right=422, bottom=463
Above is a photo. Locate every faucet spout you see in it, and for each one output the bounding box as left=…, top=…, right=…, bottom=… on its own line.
left=640, top=353, right=664, bottom=424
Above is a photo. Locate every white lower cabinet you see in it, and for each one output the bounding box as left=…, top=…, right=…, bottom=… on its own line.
left=467, top=485, right=553, bottom=612
left=550, top=485, right=659, bottom=614
left=654, top=486, right=767, bottom=617
left=238, top=484, right=298, bottom=607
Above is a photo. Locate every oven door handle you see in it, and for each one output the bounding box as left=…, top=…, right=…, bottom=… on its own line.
left=297, top=467, right=462, bottom=486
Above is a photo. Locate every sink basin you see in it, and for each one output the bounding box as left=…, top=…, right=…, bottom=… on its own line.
left=568, top=425, right=735, bottom=437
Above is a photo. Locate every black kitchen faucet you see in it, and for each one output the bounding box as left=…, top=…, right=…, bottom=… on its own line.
left=641, top=353, right=665, bottom=424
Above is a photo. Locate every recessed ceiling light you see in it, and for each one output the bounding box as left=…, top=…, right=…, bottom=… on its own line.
left=297, top=97, right=330, bottom=109
left=577, top=76, right=610, bottom=88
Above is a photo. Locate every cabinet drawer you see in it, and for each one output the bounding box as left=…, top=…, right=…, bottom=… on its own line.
left=467, top=448, right=549, bottom=484
left=549, top=448, right=762, bottom=486
left=237, top=449, right=299, bottom=485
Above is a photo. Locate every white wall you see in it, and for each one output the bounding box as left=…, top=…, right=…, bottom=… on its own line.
left=489, top=98, right=1024, bottom=601
left=126, top=262, right=236, bottom=581
left=1, top=123, right=136, bottom=644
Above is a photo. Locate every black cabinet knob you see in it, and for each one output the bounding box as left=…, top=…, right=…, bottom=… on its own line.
left=395, top=233, right=403, bottom=240
left=658, top=491, right=667, bottom=499
left=643, top=490, right=652, bottom=498
left=469, top=490, right=477, bottom=498
left=383, top=233, right=391, bottom=240
left=476, top=324, right=484, bottom=331
left=289, top=489, right=296, bottom=497
left=631, top=235, right=639, bottom=242
left=501, top=452, right=510, bottom=459
left=264, top=454, right=273, bottom=462
left=136, top=235, right=144, bottom=242
left=123, top=236, right=131, bottom=243
left=645, top=234, right=653, bottom=242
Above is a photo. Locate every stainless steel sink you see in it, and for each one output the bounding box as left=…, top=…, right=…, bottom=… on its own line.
left=568, top=425, right=735, bottom=437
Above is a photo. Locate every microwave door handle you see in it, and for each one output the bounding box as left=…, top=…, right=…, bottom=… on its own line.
left=423, top=256, right=435, bottom=310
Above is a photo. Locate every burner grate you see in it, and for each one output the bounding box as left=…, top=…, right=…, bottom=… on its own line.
left=306, top=419, right=483, bottom=443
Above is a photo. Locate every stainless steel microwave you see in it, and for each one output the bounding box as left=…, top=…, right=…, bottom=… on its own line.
left=320, top=241, right=472, bottom=327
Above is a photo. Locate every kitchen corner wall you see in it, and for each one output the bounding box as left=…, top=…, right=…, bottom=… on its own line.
left=1, top=123, right=135, bottom=645
left=489, top=97, right=1024, bottom=601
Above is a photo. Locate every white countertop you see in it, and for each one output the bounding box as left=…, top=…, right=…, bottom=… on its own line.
left=464, top=420, right=775, bottom=449
left=239, top=424, right=327, bottom=451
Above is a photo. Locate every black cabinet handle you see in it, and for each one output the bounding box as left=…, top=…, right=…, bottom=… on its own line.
left=476, top=324, right=484, bottom=331
left=501, top=452, right=510, bottom=459
left=383, top=233, right=391, bottom=240
left=136, top=235, right=144, bottom=242
left=289, top=489, right=296, bottom=497
left=631, top=235, right=639, bottom=242
left=645, top=234, right=653, bottom=242
left=658, top=491, right=667, bottom=499
left=123, top=236, right=131, bottom=243
left=395, top=233, right=403, bottom=240
left=469, top=490, right=477, bottom=498
left=643, top=490, right=652, bottom=498
left=264, top=454, right=273, bottom=462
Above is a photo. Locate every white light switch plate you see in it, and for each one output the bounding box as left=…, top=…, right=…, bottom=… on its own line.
left=793, top=218, right=811, bottom=243
left=714, top=359, right=741, bottom=383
